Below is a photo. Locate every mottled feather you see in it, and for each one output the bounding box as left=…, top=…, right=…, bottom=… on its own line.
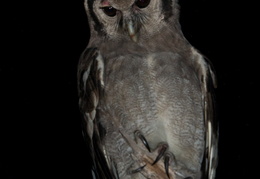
left=78, top=0, right=218, bottom=178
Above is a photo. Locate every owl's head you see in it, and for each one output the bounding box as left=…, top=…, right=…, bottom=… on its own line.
left=84, top=0, right=180, bottom=43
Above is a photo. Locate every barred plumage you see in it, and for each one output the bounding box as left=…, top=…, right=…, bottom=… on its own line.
left=78, top=0, right=218, bottom=178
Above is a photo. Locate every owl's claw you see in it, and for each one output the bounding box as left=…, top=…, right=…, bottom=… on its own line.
left=134, top=130, right=151, bottom=152
left=133, top=131, right=180, bottom=178
left=152, top=143, right=168, bottom=165
left=164, top=154, right=170, bottom=178
left=131, top=164, right=146, bottom=174
left=164, top=152, right=176, bottom=178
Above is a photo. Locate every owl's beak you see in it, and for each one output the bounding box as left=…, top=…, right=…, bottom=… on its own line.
left=127, top=20, right=138, bottom=42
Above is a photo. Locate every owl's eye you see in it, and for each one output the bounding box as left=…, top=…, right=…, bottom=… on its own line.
left=135, top=0, right=150, bottom=8
left=101, top=6, right=117, bottom=17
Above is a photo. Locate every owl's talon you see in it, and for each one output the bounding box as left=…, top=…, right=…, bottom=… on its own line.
left=152, top=143, right=168, bottom=165
left=164, top=152, right=176, bottom=178
left=134, top=130, right=151, bottom=152
left=131, top=164, right=146, bottom=174
left=164, top=154, right=170, bottom=178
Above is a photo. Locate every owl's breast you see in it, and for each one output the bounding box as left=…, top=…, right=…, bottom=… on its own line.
left=98, top=52, right=205, bottom=177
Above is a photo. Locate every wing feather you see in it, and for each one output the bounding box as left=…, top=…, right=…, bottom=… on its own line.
left=78, top=48, right=114, bottom=179
left=190, top=48, right=218, bottom=179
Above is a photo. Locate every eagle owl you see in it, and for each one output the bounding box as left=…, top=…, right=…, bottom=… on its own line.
left=77, top=0, right=218, bottom=179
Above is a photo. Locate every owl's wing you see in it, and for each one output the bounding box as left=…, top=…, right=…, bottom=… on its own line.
left=77, top=48, right=114, bottom=179
left=192, top=49, right=218, bottom=179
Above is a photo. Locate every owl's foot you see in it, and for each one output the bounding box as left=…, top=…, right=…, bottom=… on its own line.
left=152, top=143, right=168, bottom=165
left=152, top=143, right=177, bottom=178
left=134, top=130, right=177, bottom=178
left=133, top=130, right=194, bottom=179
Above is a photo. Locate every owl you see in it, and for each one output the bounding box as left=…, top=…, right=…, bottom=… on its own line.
left=77, top=0, right=218, bottom=179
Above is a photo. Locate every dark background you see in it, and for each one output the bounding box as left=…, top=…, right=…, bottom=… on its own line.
left=1, top=0, right=257, bottom=178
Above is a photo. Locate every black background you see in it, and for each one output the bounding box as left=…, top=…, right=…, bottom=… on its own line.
left=1, top=0, right=257, bottom=178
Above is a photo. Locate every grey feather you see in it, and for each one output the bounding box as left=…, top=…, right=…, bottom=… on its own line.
left=78, top=0, right=218, bottom=178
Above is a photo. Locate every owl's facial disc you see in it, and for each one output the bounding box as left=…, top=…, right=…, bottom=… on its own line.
left=96, top=0, right=154, bottom=42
